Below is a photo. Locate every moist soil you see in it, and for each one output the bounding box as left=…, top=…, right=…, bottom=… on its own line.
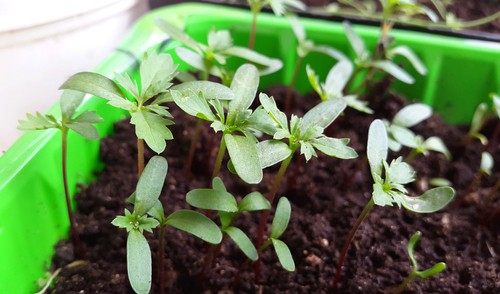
left=49, top=77, right=500, bottom=293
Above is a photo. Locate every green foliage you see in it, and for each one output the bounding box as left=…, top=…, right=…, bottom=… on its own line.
left=384, top=103, right=450, bottom=159
left=247, top=0, right=305, bottom=16
left=367, top=120, right=455, bottom=212
left=156, top=19, right=282, bottom=82
left=259, top=93, right=358, bottom=162
left=467, top=93, right=500, bottom=145
left=18, top=90, right=103, bottom=140
left=60, top=52, right=177, bottom=153
left=269, top=197, right=295, bottom=271
left=186, top=177, right=270, bottom=260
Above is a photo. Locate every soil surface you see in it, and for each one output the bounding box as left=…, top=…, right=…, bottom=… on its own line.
left=49, top=75, right=499, bottom=293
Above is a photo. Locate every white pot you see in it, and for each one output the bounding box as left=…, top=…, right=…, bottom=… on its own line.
left=0, top=0, right=149, bottom=153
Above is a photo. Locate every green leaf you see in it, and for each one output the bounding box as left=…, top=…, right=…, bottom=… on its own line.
left=111, top=209, right=135, bottom=232
left=301, top=98, right=346, bottom=133
left=212, top=177, right=227, bottom=192
left=245, top=108, right=278, bottom=136
left=239, top=191, right=271, bottom=212
left=171, top=81, right=234, bottom=101
left=387, top=158, right=415, bottom=185
left=59, top=72, right=133, bottom=109
left=166, top=210, right=222, bottom=244
left=60, top=90, right=84, bottom=120
left=115, top=72, right=139, bottom=98
left=135, top=156, right=168, bottom=215
left=344, top=95, right=373, bottom=114
left=372, top=181, right=394, bottom=207
left=208, top=28, right=233, bottom=52
left=306, top=65, right=326, bottom=100
left=140, top=52, right=178, bottom=101
left=401, top=186, right=455, bottom=213
left=418, top=262, right=446, bottom=278
left=422, top=137, right=451, bottom=159
left=407, top=230, right=420, bottom=269
left=225, top=226, right=258, bottom=261
left=311, top=44, right=348, bottom=61
left=227, top=64, right=259, bottom=125
left=171, top=89, right=216, bottom=121
left=310, top=137, right=358, bottom=159
left=147, top=200, right=165, bottom=222
left=186, top=188, right=238, bottom=212
left=155, top=19, right=203, bottom=54
left=390, top=125, right=419, bottom=148
left=72, top=111, right=104, bottom=124
left=288, top=14, right=305, bottom=43
left=257, top=140, right=293, bottom=168
left=259, top=93, right=289, bottom=132
left=271, top=238, right=295, bottom=271
left=224, top=134, right=263, bottom=184
left=372, top=60, right=415, bottom=84
left=367, top=120, right=388, bottom=178
left=300, top=141, right=317, bottom=161
left=270, top=197, right=291, bottom=239
left=175, top=47, right=216, bottom=76
left=17, top=112, right=59, bottom=131
left=480, top=152, right=494, bottom=175
left=130, top=110, right=173, bottom=154
left=66, top=123, right=100, bottom=140
left=388, top=46, right=427, bottom=75
left=393, top=103, right=432, bottom=127
left=224, top=47, right=283, bottom=76
left=342, top=21, right=366, bottom=59
left=269, top=0, right=305, bottom=16
left=324, top=60, right=353, bottom=98
left=127, top=230, right=152, bottom=294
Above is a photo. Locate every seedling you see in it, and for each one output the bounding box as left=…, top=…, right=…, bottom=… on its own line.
left=384, top=103, right=450, bottom=161
left=285, top=14, right=347, bottom=114
left=112, top=156, right=222, bottom=294
left=60, top=52, right=178, bottom=175
left=18, top=90, right=103, bottom=259
left=333, top=119, right=455, bottom=289
left=466, top=93, right=500, bottom=146
left=307, top=61, right=373, bottom=114
left=395, top=231, right=446, bottom=294
left=246, top=0, right=305, bottom=49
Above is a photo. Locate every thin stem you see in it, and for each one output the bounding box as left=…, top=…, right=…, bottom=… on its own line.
left=333, top=198, right=375, bottom=289
left=184, top=119, right=203, bottom=177
left=255, top=154, right=294, bottom=279
left=404, top=149, right=419, bottom=163
left=212, top=136, right=227, bottom=180
left=158, top=225, right=166, bottom=294
left=395, top=271, right=417, bottom=294
left=137, top=138, right=145, bottom=176
left=248, top=11, right=258, bottom=50
left=285, top=56, right=303, bottom=115
left=62, top=129, right=86, bottom=260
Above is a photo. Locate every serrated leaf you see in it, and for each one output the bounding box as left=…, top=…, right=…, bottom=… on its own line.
left=259, top=93, right=289, bottom=132
left=300, top=141, right=317, bottom=161
left=372, top=181, right=394, bottom=207
left=127, top=230, right=152, bottom=294
left=372, top=60, right=414, bottom=84
left=227, top=64, right=259, bottom=125
left=171, top=89, right=216, bottom=121
left=393, top=103, right=432, bottom=127
left=301, top=98, right=346, bottom=134
left=225, top=226, right=258, bottom=261
left=239, top=191, right=271, bottom=212
left=310, top=137, right=358, bottom=159
left=130, top=110, right=173, bottom=154
left=401, top=186, right=455, bottom=213
left=367, top=120, right=388, bottom=178
left=387, top=158, right=415, bottom=185
left=140, top=52, right=178, bottom=101
left=60, top=90, right=84, bottom=120
left=17, top=112, right=59, bottom=131
left=270, top=197, right=291, bottom=239
left=224, top=134, right=263, bottom=184
left=72, top=111, right=104, bottom=124
left=135, top=156, right=168, bottom=215
left=388, top=46, right=427, bottom=75
left=67, top=123, right=100, bottom=140
left=115, top=72, right=139, bottom=98
left=257, top=140, right=293, bottom=168
left=186, top=188, right=238, bottom=212
left=166, top=210, right=222, bottom=244
left=111, top=209, right=135, bottom=232
left=271, top=238, right=295, bottom=271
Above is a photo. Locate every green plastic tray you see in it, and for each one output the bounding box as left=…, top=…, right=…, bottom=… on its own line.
left=0, top=3, right=499, bottom=293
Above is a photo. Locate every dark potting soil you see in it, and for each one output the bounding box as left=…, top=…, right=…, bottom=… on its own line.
left=49, top=76, right=499, bottom=293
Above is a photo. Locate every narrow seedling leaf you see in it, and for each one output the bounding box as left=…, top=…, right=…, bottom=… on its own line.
left=166, top=210, right=222, bottom=244
left=225, top=226, right=258, bottom=261
left=134, top=156, right=168, bottom=215
left=271, top=238, right=295, bottom=271
left=239, top=191, right=271, bottom=212
left=224, top=134, right=263, bottom=184
left=186, top=189, right=238, bottom=212
left=227, top=64, right=260, bottom=125
left=311, top=137, right=358, bottom=159
left=270, top=197, right=291, bottom=239
left=60, top=90, right=84, bottom=120
left=401, top=186, right=455, bottom=213
left=301, top=98, right=347, bottom=132
left=388, top=46, right=427, bottom=75
left=127, top=230, right=152, bottom=294
left=367, top=119, right=388, bottom=178
left=372, top=60, right=415, bottom=84
left=60, top=72, right=126, bottom=102
left=393, top=103, right=432, bottom=128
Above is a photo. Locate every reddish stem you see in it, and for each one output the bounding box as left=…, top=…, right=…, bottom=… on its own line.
left=137, top=138, right=145, bottom=176
left=184, top=119, right=203, bottom=177
left=158, top=225, right=166, bottom=294
left=248, top=12, right=257, bottom=50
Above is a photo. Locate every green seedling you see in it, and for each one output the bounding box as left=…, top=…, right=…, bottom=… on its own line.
left=112, top=156, right=222, bottom=294
left=384, top=103, right=450, bottom=161
left=333, top=119, right=455, bottom=289
left=342, top=20, right=427, bottom=93
left=246, top=0, right=305, bottom=49
left=255, top=93, right=358, bottom=276
left=284, top=14, right=347, bottom=114
left=467, top=93, right=500, bottom=145
left=156, top=19, right=283, bottom=84
left=187, top=177, right=271, bottom=269
left=60, top=52, right=178, bottom=175
left=18, top=90, right=103, bottom=259
left=171, top=63, right=273, bottom=184
left=307, top=61, right=373, bottom=114
left=395, top=231, right=446, bottom=294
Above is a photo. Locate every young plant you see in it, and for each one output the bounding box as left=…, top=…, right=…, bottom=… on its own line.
left=395, top=231, right=446, bottom=294
left=246, top=0, right=305, bottom=49
left=112, top=156, right=222, bottom=294
left=466, top=93, right=500, bottom=145
left=18, top=90, right=103, bottom=260
left=307, top=61, right=373, bottom=114
left=60, top=52, right=178, bottom=175
left=285, top=14, right=348, bottom=114
left=333, top=119, right=455, bottom=289
left=171, top=63, right=273, bottom=184
left=255, top=93, right=358, bottom=275
left=384, top=103, right=450, bottom=161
